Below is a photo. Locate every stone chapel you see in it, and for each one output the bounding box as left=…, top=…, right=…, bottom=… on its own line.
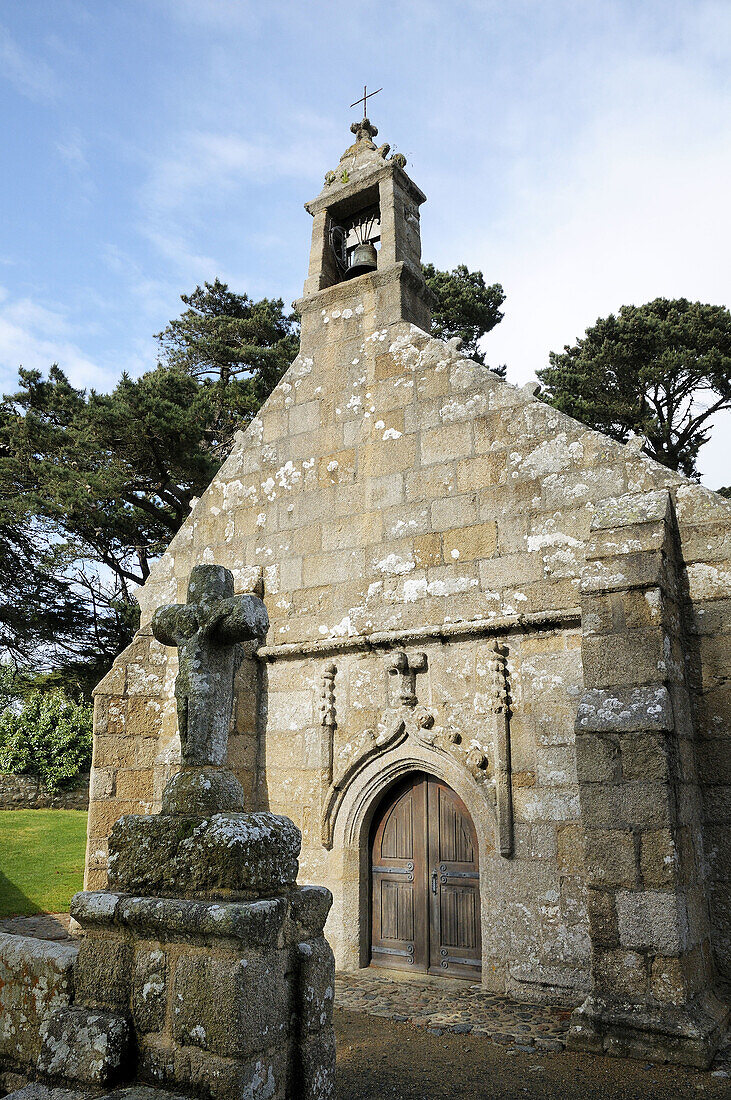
left=84, top=117, right=730, bottom=1065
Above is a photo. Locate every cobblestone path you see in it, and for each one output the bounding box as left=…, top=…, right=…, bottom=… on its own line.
left=335, top=970, right=575, bottom=1051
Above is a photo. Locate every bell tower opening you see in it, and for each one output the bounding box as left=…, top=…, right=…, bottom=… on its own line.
left=324, top=183, right=381, bottom=287
left=295, top=115, right=431, bottom=344
left=328, top=189, right=381, bottom=283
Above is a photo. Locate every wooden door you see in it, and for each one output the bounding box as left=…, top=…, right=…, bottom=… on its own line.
left=370, top=773, right=481, bottom=978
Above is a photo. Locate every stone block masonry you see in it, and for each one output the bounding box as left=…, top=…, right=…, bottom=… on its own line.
left=59, top=885, right=335, bottom=1100
left=0, top=772, right=89, bottom=810
left=0, top=933, right=78, bottom=1080
left=567, top=491, right=728, bottom=1067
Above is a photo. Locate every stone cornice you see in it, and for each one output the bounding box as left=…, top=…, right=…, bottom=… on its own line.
left=305, top=161, right=426, bottom=217
left=257, top=607, right=582, bottom=662
left=293, top=259, right=426, bottom=315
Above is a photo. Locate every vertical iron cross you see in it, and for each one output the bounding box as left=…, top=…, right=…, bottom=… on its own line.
left=350, top=84, right=382, bottom=120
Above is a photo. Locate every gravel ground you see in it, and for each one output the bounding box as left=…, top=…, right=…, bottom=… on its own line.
left=334, top=1009, right=731, bottom=1100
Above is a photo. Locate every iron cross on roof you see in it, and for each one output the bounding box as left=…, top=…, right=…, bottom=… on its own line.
left=350, top=84, right=382, bottom=120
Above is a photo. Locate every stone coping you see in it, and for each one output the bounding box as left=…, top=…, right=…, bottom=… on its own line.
left=70, top=884, right=331, bottom=944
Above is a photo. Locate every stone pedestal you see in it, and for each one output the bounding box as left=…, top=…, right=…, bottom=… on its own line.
left=48, top=886, right=335, bottom=1100
left=30, top=568, right=336, bottom=1099
left=36, top=804, right=336, bottom=1099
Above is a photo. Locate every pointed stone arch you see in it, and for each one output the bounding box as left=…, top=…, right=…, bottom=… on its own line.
left=328, top=743, right=497, bottom=971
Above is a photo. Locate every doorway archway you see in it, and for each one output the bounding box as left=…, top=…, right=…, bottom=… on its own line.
left=369, top=772, right=481, bottom=979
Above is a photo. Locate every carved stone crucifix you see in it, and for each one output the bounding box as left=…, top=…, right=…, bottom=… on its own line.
left=152, top=565, right=269, bottom=769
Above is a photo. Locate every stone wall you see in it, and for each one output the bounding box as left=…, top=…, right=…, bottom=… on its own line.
left=84, top=314, right=731, bottom=998
left=0, top=932, right=78, bottom=1078
left=256, top=624, right=591, bottom=1001
left=567, top=491, right=726, bottom=1064
left=0, top=773, right=89, bottom=811
left=58, top=887, right=334, bottom=1100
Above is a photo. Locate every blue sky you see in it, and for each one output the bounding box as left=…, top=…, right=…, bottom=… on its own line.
left=1, top=0, right=729, bottom=486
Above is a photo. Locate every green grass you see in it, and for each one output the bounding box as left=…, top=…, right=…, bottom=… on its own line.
left=0, top=809, right=88, bottom=918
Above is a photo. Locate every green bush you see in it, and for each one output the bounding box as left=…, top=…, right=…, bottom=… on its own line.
left=0, top=689, right=93, bottom=790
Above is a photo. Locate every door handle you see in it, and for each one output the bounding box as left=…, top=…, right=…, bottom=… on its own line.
left=431, top=869, right=438, bottom=895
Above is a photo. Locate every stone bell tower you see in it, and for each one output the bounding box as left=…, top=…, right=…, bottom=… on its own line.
left=295, top=117, right=431, bottom=351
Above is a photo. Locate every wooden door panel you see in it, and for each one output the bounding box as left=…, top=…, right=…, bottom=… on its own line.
left=370, top=773, right=481, bottom=978
left=370, top=775, right=427, bottom=971
left=440, top=886, right=478, bottom=948
left=427, top=778, right=481, bottom=978
left=380, top=880, right=415, bottom=941
left=380, top=796, right=414, bottom=860
left=435, top=786, right=475, bottom=864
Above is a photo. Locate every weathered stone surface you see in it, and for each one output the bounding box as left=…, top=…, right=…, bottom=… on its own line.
left=107, top=811, right=300, bottom=899
left=0, top=933, right=77, bottom=1070
left=2, top=1086, right=91, bottom=1100
left=131, top=947, right=168, bottom=1034
left=151, top=565, right=268, bottom=770
left=159, top=767, right=245, bottom=815
left=37, top=1006, right=129, bottom=1085
left=63, top=883, right=335, bottom=1097
left=297, top=938, right=335, bottom=1033
left=591, top=489, right=672, bottom=531
left=297, top=1031, right=336, bottom=1100
left=0, top=772, right=89, bottom=810
left=615, top=889, right=685, bottom=954
left=72, top=891, right=290, bottom=946
left=104, top=1089, right=188, bottom=1100
left=567, top=989, right=728, bottom=1068
left=171, top=951, right=291, bottom=1059
left=575, top=686, right=673, bottom=733
left=74, top=935, right=132, bottom=1011
left=288, top=886, right=333, bottom=936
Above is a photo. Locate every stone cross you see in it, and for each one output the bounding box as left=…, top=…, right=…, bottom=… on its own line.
left=152, top=565, right=268, bottom=767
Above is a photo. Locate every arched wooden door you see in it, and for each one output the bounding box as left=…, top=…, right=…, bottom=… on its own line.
left=370, top=773, right=481, bottom=978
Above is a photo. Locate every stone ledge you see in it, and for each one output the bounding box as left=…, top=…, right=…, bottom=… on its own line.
left=567, top=989, right=729, bottom=1068
left=106, top=811, right=301, bottom=900
left=257, top=607, right=582, bottom=661
left=70, top=886, right=332, bottom=944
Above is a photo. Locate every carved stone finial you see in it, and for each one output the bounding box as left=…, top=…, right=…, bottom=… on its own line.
left=385, top=649, right=427, bottom=707
left=350, top=117, right=378, bottom=145
left=320, top=662, right=337, bottom=729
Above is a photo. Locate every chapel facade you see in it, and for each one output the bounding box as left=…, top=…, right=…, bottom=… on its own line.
left=85, top=117, right=731, bottom=1065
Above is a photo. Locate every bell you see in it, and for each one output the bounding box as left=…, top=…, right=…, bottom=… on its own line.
left=345, top=241, right=378, bottom=279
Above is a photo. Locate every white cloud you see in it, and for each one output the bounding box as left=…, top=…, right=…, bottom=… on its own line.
left=140, top=128, right=332, bottom=215
left=0, top=24, right=58, bottom=102
left=56, top=130, right=89, bottom=173
left=0, top=290, right=123, bottom=393
left=452, top=45, right=731, bottom=490
left=135, top=122, right=335, bottom=291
